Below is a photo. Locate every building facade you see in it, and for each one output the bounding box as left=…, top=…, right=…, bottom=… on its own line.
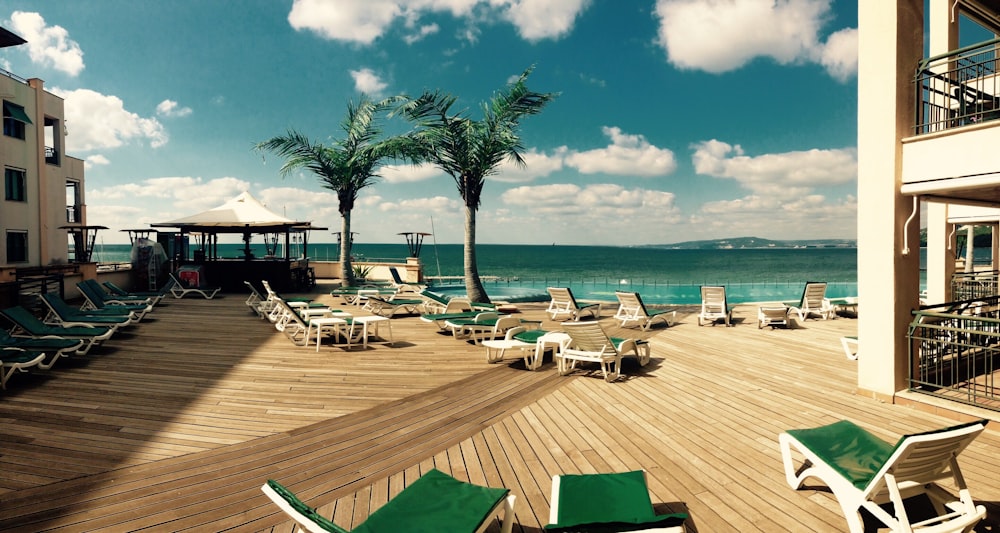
left=859, top=1, right=1000, bottom=409
left=0, top=27, right=86, bottom=277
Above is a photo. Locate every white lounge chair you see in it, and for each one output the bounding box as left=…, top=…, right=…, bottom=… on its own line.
left=1, top=348, right=46, bottom=390
left=779, top=419, right=987, bottom=533
left=547, top=470, right=687, bottom=532
left=613, top=291, right=676, bottom=330
left=481, top=327, right=570, bottom=370
left=557, top=321, right=650, bottom=382
left=546, top=287, right=601, bottom=321
left=243, top=280, right=267, bottom=318
left=444, top=312, right=533, bottom=344
left=263, top=468, right=515, bottom=533
left=785, top=281, right=834, bottom=321
left=841, top=335, right=859, bottom=359
left=167, top=272, right=221, bottom=299
left=698, top=285, right=733, bottom=327
left=757, top=305, right=789, bottom=329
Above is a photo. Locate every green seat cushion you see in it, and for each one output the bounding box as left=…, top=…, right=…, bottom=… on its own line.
left=545, top=470, right=687, bottom=531
left=353, top=469, right=508, bottom=533
left=266, top=479, right=348, bottom=533
left=513, top=329, right=549, bottom=343
left=422, top=312, right=478, bottom=321
left=786, top=420, right=894, bottom=490
left=0, top=349, right=43, bottom=363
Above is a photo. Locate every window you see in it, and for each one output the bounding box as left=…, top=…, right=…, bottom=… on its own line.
left=3, top=101, right=31, bottom=139
left=6, top=231, right=27, bottom=263
left=5, top=168, right=25, bottom=201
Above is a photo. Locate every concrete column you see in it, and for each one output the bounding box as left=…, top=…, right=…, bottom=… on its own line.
left=856, top=0, right=924, bottom=399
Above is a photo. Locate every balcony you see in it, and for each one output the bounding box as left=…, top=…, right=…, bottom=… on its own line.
left=916, top=38, right=1000, bottom=135
left=909, top=295, right=1000, bottom=411
left=45, top=145, right=59, bottom=165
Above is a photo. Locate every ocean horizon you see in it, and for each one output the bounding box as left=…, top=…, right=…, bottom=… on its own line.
left=95, top=241, right=873, bottom=305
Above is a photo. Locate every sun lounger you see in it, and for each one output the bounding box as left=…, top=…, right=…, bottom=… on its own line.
left=841, top=335, right=858, bottom=359
left=557, top=321, right=650, bottom=382
left=547, top=470, right=687, bottom=532
left=83, top=279, right=158, bottom=306
left=757, top=305, right=789, bottom=329
left=444, top=312, right=535, bottom=344
left=1, top=348, right=46, bottom=389
left=614, top=291, right=676, bottom=330
left=363, top=295, right=423, bottom=317
left=40, top=293, right=136, bottom=328
left=263, top=468, right=515, bottom=533
left=698, top=285, right=734, bottom=327
left=102, top=280, right=169, bottom=302
left=784, top=281, right=834, bottom=321
left=76, top=281, right=153, bottom=318
left=779, top=419, right=987, bottom=533
left=167, top=272, right=221, bottom=299
left=546, top=287, right=601, bottom=321
left=1, top=306, right=114, bottom=356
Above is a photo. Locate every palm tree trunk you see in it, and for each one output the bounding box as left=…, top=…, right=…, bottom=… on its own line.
left=463, top=205, right=489, bottom=303
left=340, top=212, right=355, bottom=287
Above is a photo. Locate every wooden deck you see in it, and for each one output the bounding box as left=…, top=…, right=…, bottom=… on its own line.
left=2, top=286, right=1000, bottom=532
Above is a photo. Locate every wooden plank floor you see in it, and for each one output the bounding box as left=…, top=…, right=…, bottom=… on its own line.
left=1, top=286, right=1000, bottom=532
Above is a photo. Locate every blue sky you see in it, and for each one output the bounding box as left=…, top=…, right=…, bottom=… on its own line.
left=1, top=0, right=858, bottom=245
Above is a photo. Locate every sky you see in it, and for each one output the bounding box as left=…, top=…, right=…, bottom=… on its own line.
left=0, top=0, right=859, bottom=245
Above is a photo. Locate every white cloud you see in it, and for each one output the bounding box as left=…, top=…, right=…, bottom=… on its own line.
left=54, top=88, right=167, bottom=151
left=491, top=0, right=591, bottom=41
left=9, top=11, right=85, bottom=76
left=654, top=0, right=855, bottom=81
left=691, top=139, right=855, bottom=200
left=287, top=0, right=585, bottom=44
left=350, top=67, right=388, bottom=94
left=816, top=27, right=858, bottom=82
left=690, top=193, right=857, bottom=239
left=565, top=127, right=677, bottom=176
left=404, top=23, right=440, bottom=44
left=155, top=99, right=193, bottom=118
left=492, top=148, right=564, bottom=183
left=381, top=163, right=443, bottom=183
left=502, top=182, right=679, bottom=219
left=83, top=154, right=110, bottom=169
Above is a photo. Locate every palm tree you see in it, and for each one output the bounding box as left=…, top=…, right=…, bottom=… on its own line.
left=255, top=95, right=409, bottom=287
left=396, top=67, right=557, bottom=302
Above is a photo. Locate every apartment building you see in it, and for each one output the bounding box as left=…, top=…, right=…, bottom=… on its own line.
left=0, top=26, right=86, bottom=278
left=859, top=1, right=1000, bottom=412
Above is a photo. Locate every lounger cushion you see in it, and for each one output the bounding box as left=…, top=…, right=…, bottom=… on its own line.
left=512, top=329, right=549, bottom=343
left=545, top=470, right=687, bottom=531
left=353, top=469, right=508, bottom=533
left=785, top=419, right=987, bottom=491
left=265, top=479, right=348, bottom=533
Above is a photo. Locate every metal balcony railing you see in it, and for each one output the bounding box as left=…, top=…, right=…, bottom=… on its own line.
left=952, top=270, right=999, bottom=300
left=915, top=37, right=1000, bottom=134
left=45, top=146, right=59, bottom=165
left=908, top=296, right=1000, bottom=411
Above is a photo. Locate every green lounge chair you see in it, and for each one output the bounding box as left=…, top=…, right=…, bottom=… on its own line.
left=546, top=287, right=601, bottom=321
left=0, top=330, right=85, bottom=365
left=613, top=291, right=676, bottom=330
left=76, top=281, right=153, bottom=317
left=779, top=419, right=987, bottom=533
left=83, top=279, right=157, bottom=306
left=546, top=470, right=687, bottom=532
left=1, top=348, right=46, bottom=389
left=39, top=293, right=136, bottom=328
left=557, top=321, right=650, bottom=382
left=443, top=312, right=533, bottom=344
left=1, top=306, right=113, bottom=356
left=262, top=468, right=515, bottom=533
left=167, top=273, right=221, bottom=299
left=783, top=281, right=834, bottom=321
left=363, top=295, right=423, bottom=317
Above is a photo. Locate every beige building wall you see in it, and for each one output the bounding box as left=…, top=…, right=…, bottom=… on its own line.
left=0, top=73, right=79, bottom=267
left=856, top=0, right=924, bottom=399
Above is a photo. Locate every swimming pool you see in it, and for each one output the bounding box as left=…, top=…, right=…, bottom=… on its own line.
left=427, top=280, right=859, bottom=305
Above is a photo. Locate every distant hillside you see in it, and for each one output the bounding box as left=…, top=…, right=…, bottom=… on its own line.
left=646, top=236, right=856, bottom=250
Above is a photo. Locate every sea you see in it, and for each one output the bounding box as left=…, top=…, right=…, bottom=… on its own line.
left=93, top=242, right=870, bottom=305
